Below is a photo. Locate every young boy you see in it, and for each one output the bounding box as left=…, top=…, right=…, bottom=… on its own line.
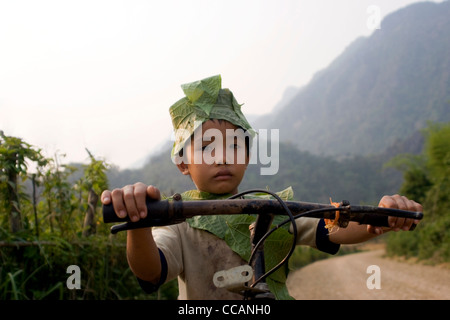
left=101, top=75, right=422, bottom=300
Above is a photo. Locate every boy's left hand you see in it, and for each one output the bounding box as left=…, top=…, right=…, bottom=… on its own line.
left=368, top=194, right=423, bottom=235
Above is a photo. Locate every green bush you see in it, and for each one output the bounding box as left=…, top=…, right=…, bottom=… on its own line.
left=0, top=233, right=178, bottom=300
left=386, top=122, right=450, bottom=263
left=0, top=134, right=177, bottom=300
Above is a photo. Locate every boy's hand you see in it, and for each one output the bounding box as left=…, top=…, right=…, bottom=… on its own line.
left=101, top=183, right=161, bottom=222
left=368, top=194, right=423, bottom=235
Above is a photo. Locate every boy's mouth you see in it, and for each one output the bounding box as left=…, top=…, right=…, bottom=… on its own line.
left=213, top=169, right=233, bottom=180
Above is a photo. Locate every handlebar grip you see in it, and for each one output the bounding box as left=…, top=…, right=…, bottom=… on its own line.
left=103, top=197, right=170, bottom=223
left=357, top=214, right=389, bottom=227
left=102, top=203, right=127, bottom=223
left=102, top=199, right=185, bottom=229
left=355, top=213, right=418, bottom=230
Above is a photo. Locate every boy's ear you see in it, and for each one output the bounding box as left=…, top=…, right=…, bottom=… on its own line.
left=176, top=162, right=190, bottom=175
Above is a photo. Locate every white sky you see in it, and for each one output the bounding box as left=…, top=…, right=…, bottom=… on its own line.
left=0, top=0, right=442, bottom=169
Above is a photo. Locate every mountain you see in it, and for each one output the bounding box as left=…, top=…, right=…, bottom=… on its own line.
left=256, top=1, right=450, bottom=157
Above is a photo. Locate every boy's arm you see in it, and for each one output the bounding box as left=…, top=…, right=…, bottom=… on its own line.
left=126, top=228, right=162, bottom=284
left=101, top=183, right=162, bottom=284
left=329, top=194, right=423, bottom=245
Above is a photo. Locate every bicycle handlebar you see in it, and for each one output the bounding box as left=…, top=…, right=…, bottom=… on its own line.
left=102, top=196, right=423, bottom=234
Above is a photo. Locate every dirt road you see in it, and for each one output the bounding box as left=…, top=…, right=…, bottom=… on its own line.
left=286, top=249, right=450, bottom=300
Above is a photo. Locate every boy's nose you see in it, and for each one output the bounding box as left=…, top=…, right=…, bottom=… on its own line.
left=215, top=149, right=228, bottom=165
left=214, top=145, right=233, bottom=165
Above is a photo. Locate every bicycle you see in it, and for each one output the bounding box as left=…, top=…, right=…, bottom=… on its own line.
left=102, top=189, right=423, bottom=300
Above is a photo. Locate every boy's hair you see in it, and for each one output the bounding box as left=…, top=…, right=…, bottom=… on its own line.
left=169, top=75, right=256, bottom=162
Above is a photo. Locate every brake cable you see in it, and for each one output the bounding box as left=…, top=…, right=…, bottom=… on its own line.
left=227, top=189, right=298, bottom=289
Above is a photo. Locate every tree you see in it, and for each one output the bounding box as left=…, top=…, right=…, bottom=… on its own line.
left=39, top=152, right=77, bottom=235
left=0, top=131, right=48, bottom=233
left=81, top=149, right=110, bottom=237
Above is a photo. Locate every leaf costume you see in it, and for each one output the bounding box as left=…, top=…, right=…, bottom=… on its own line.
left=169, top=74, right=256, bottom=160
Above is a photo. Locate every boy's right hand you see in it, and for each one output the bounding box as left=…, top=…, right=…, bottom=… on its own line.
left=101, top=182, right=161, bottom=222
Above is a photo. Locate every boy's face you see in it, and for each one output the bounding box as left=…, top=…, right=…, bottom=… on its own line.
left=177, top=119, right=249, bottom=195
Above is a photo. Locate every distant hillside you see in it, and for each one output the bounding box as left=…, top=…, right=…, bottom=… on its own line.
left=256, top=1, right=450, bottom=157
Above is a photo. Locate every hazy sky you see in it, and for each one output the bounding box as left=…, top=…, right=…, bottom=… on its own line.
left=0, top=0, right=442, bottom=169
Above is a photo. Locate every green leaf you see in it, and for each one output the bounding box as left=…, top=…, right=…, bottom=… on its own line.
left=266, top=277, right=294, bottom=300
left=181, top=74, right=222, bottom=115
left=224, top=215, right=255, bottom=260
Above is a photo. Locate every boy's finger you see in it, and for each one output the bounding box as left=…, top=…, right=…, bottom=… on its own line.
left=402, top=218, right=414, bottom=231
left=101, top=190, right=112, bottom=204
left=123, top=185, right=140, bottom=222
left=367, top=225, right=382, bottom=235
left=134, top=183, right=148, bottom=219
left=147, top=185, right=161, bottom=201
left=388, top=216, right=406, bottom=230
left=414, top=201, right=423, bottom=213
left=111, top=188, right=127, bottom=218
left=378, top=195, right=398, bottom=209
left=407, top=199, right=423, bottom=213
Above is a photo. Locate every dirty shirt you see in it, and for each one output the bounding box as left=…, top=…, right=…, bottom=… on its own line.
left=137, top=189, right=340, bottom=300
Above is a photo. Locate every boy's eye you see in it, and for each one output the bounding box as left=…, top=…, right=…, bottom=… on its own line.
left=200, top=142, right=244, bottom=152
